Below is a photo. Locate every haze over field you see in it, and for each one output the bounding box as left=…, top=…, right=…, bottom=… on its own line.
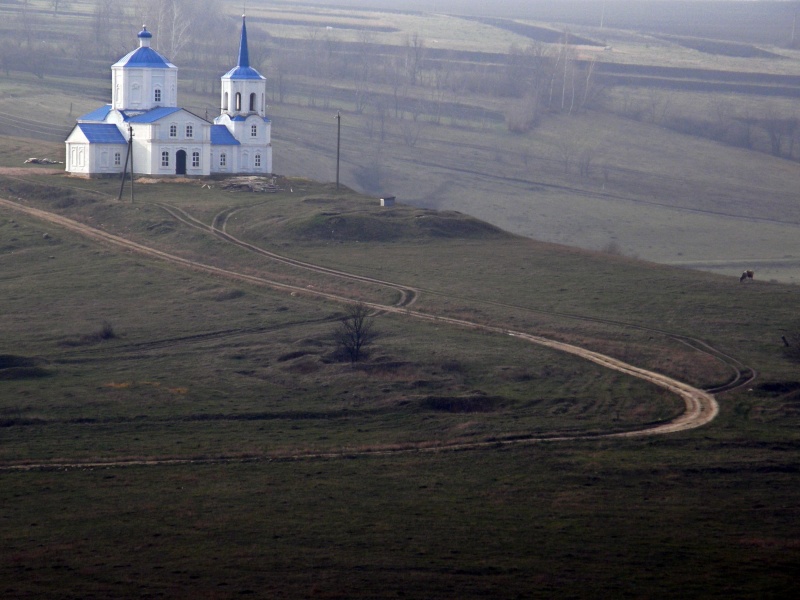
left=263, top=0, right=800, bottom=42
left=3, top=2, right=800, bottom=599
left=2, top=0, right=800, bottom=282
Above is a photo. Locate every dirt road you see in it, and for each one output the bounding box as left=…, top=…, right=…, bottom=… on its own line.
left=0, top=195, right=720, bottom=470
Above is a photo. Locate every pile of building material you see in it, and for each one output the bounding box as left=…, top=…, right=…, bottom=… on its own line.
left=220, top=176, right=280, bottom=193
left=24, top=158, right=63, bottom=165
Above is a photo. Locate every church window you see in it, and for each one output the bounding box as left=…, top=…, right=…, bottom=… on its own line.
left=186, top=124, right=193, bottom=138
left=220, top=153, right=227, bottom=167
left=154, top=88, right=161, bottom=103
left=255, top=154, right=262, bottom=168
left=169, top=124, right=177, bottom=137
left=251, top=124, right=257, bottom=137
left=223, top=92, right=229, bottom=111
left=235, top=93, right=241, bottom=111
left=114, top=152, right=121, bottom=166
left=161, top=151, right=170, bottom=167
left=192, top=151, right=200, bottom=168
left=250, top=93, right=256, bottom=112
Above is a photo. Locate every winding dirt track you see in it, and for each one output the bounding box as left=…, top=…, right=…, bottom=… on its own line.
left=0, top=196, right=720, bottom=471
left=157, top=202, right=419, bottom=308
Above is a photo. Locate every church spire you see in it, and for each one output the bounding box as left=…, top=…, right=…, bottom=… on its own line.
left=237, top=16, right=250, bottom=69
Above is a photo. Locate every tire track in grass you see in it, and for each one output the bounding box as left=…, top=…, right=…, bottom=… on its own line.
left=156, top=202, right=418, bottom=308
left=0, top=196, right=719, bottom=472
left=180, top=201, right=751, bottom=394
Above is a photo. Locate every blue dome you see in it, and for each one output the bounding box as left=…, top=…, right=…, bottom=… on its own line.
left=113, top=47, right=176, bottom=69
left=113, top=26, right=175, bottom=69
left=222, top=65, right=265, bottom=80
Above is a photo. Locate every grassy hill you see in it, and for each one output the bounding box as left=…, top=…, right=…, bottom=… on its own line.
left=1, top=166, right=799, bottom=597
left=1, top=1, right=800, bottom=597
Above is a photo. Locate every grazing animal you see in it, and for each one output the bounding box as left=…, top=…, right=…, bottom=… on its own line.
left=740, top=269, right=755, bottom=282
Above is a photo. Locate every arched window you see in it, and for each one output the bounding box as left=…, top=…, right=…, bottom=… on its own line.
left=154, top=88, right=161, bottom=103
left=251, top=124, right=257, bottom=137
left=223, top=92, right=228, bottom=111
left=255, top=154, right=261, bottom=168
left=250, top=93, right=256, bottom=112
left=235, top=93, right=241, bottom=111
left=220, top=153, right=227, bottom=167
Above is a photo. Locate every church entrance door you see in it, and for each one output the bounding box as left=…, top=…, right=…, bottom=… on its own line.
left=176, top=150, right=187, bottom=175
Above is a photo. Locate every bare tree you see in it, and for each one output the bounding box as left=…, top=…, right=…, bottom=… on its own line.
left=135, top=0, right=193, bottom=61
left=51, top=0, right=71, bottom=13
left=644, top=88, right=671, bottom=124
left=506, top=92, right=541, bottom=133
left=333, top=302, right=377, bottom=363
left=405, top=32, right=425, bottom=86
left=430, top=62, right=452, bottom=124
left=555, top=134, right=581, bottom=174
left=760, top=108, right=797, bottom=158
left=389, top=54, right=409, bottom=118
left=94, top=0, right=139, bottom=59
left=398, top=118, right=422, bottom=147
left=352, top=29, right=375, bottom=114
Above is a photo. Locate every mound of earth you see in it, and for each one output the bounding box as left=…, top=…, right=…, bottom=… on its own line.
left=288, top=205, right=507, bottom=242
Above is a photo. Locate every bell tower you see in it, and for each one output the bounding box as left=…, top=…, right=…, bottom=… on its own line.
left=219, top=16, right=266, bottom=118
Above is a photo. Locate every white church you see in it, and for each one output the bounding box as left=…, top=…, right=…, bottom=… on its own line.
left=65, top=17, right=272, bottom=177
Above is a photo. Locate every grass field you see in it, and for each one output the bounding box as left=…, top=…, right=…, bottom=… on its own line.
left=1, top=1, right=800, bottom=597
left=1, top=167, right=799, bottom=597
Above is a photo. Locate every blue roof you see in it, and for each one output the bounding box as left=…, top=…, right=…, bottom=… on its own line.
left=222, top=65, right=265, bottom=80
left=78, top=104, right=113, bottom=122
left=113, top=46, right=176, bottom=69
left=211, top=125, right=240, bottom=146
left=238, top=17, right=251, bottom=69
left=124, top=107, right=183, bottom=123
left=76, top=123, right=127, bottom=144
left=227, top=115, right=271, bottom=123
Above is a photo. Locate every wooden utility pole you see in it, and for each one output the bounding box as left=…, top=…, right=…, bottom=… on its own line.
left=129, top=124, right=134, bottom=203
left=117, top=124, right=135, bottom=203
left=335, top=111, right=341, bottom=190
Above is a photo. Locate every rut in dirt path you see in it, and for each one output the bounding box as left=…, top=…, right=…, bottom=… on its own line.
left=157, top=203, right=418, bottom=308
left=0, top=196, right=721, bottom=471
left=158, top=202, right=751, bottom=394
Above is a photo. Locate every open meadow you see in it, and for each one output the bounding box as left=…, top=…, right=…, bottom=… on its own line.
left=1, top=0, right=800, bottom=597
left=1, top=163, right=799, bottom=598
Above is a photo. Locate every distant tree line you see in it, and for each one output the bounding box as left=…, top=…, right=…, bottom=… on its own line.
left=608, top=88, right=800, bottom=162
left=4, top=0, right=800, bottom=165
